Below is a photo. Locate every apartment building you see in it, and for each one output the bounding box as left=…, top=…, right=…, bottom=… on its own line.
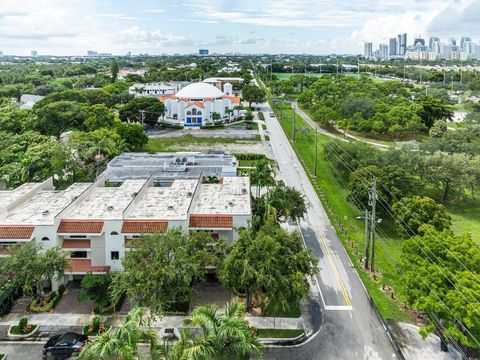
left=0, top=175, right=251, bottom=284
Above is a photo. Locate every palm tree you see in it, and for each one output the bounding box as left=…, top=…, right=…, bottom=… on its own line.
left=169, top=301, right=262, bottom=360
left=251, top=159, right=274, bottom=198
left=79, top=307, right=158, bottom=360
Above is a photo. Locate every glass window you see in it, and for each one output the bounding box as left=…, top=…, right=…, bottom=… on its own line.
left=111, top=251, right=120, bottom=260
left=192, top=108, right=197, bottom=115
left=110, top=231, right=118, bottom=236
left=41, top=237, right=49, bottom=241
left=187, top=111, right=192, bottom=115
left=70, top=251, right=87, bottom=258
left=69, top=235, right=87, bottom=239
left=198, top=111, right=202, bottom=115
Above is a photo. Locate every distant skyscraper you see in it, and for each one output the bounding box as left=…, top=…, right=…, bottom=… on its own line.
left=199, top=49, right=209, bottom=56
left=389, top=38, right=397, bottom=56
left=379, top=44, right=389, bottom=60
left=414, top=37, right=425, bottom=47
left=364, top=42, right=373, bottom=58
left=397, top=33, right=407, bottom=55
left=87, top=50, right=98, bottom=57
left=460, top=37, right=471, bottom=50
left=429, top=37, right=440, bottom=49
left=0, top=50, right=3, bottom=56
left=31, top=50, right=38, bottom=57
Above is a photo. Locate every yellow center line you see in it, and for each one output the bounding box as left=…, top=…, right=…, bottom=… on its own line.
left=319, top=233, right=352, bottom=307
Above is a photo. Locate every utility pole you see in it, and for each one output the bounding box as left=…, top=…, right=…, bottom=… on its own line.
left=314, top=127, right=318, bottom=177
left=363, top=208, right=370, bottom=270
left=357, top=56, right=360, bottom=76
left=443, top=60, right=446, bottom=84
left=336, top=57, right=339, bottom=77
left=368, top=176, right=377, bottom=273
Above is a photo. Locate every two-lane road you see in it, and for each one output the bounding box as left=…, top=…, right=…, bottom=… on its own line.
left=260, top=102, right=399, bottom=360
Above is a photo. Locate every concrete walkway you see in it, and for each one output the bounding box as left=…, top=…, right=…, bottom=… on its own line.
left=0, top=312, right=303, bottom=330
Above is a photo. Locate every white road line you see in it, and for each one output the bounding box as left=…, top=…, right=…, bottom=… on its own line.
left=324, top=305, right=353, bottom=311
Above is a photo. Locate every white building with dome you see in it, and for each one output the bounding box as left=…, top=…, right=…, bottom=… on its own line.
left=159, top=82, right=241, bottom=128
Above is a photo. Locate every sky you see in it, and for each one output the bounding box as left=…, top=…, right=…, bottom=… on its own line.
left=0, top=0, right=479, bottom=56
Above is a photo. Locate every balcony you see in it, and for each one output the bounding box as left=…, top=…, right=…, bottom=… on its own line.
left=65, top=259, right=110, bottom=274
left=61, top=239, right=91, bottom=250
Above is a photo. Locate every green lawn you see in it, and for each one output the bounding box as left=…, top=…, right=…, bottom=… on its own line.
left=273, top=73, right=390, bottom=83
left=146, top=135, right=258, bottom=152
left=257, top=329, right=304, bottom=339
left=270, top=99, right=411, bottom=322
left=447, top=200, right=480, bottom=246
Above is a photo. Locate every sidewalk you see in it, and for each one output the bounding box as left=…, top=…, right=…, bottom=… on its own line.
left=0, top=312, right=303, bottom=333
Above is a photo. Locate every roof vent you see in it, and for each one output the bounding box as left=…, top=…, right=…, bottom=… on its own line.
left=42, top=210, right=50, bottom=216
left=107, top=205, right=114, bottom=211
left=186, top=192, right=193, bottom=197
left=228, top=201, right=234, bottom=207
left=131, top=192, right=138, bottom=197
left=241, top=188, right=247, bottom=195
left=168, top=205, right=175, bottom=211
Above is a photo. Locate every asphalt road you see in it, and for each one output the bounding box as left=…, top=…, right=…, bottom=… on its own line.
left=0, top=341, right=45, bottom=359
left=260, top=99, right=399, bottom=360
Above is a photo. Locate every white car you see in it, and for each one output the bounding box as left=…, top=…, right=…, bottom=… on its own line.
left=269, top=112, right=275, bottom=118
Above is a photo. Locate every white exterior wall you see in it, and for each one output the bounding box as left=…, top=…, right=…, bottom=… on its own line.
left=33, top=225, right=58, bottom=250
left=90, top=234, right=106, bottom=266
left=104, top=220, right=124, bottom=270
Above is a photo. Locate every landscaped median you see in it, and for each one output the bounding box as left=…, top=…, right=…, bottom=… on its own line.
left=7, top=317, right=39, bottom=338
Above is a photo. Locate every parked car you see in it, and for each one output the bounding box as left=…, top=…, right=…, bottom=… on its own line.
left=269, top=112, right=275, bottom=118
left=43, top=332, right=88, bottom=359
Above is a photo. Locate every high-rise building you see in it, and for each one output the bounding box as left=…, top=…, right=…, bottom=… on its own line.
left=0, top=50, right=3, bottom=56
left=199, top=49, right=209, bottom=56
left=389, top=38, right=397, bottom=56
left=429, top=37, right=440, bottom=49
left=414, top=37, right=425, bottom=47
left=87, top=50, right=98, bottom=57
left=31, top=50, right=38, bottom=57
left=397, top=33, right=407, bottom=55
left=460, top=37, right=472, bottom=50
left=364, top=42, right=373, bottom=58
left=379, top=44, right=389, bottom=60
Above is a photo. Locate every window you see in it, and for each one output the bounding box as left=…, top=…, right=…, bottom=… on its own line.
left=70, top=251, right=87, bottom=258
left=70, top=235, right=87, bottom=239
left=192, top=108, right=197, bottom=115
left=110, top=231, right=119, bottom=236
left=41, top=237, right=49, bottom=241
left=187, top=111, right=192, bottom=115
left=111, top=251, right=120, bottom=260
left=197, top=111, right=202, bottom=115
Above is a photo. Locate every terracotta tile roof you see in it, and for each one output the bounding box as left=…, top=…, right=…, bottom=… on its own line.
left=122, top=220, right=168, bottom=234
left=189, top=215, right=233, bottom=228
left=185, top=101, right=206, bottom=109
left=204, top=98, right=215, bottom=102
left=58, top=220, right=104, bottom=234
left=0, top=226, right=34, bottom=239
left=159, top=95, right=175, bottom=103
left=65, top=259, right=110, bottom=274
left=62, top=239, right=91, bottom=249
left=222, top=96, right=241, bottom=103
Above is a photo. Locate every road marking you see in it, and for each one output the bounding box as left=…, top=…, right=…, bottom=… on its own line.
left=318, top=233, right=352, bottom=307
left=324, top=305, right=353, bottom=311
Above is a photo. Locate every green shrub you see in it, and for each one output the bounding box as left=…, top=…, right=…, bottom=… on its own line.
left=245, top=111, right=254, bottom=120
left=10, top=317, right=36, bottom=335
left=28, top=290, right=64, bottom=313
left=233, top=153, right=267, bottom=160
left=258, top=112, right=265, bottom=121
left=78, top=272, right=112, bottom=309
left=83, top=315, right=109, bottom=335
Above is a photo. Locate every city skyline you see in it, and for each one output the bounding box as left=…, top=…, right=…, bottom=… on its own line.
left=0, top=0, right=479, bottom=56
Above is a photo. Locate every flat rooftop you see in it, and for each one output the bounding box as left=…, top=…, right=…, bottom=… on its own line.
left=0, top=183, right=90, bottom=225
left=65, top=180, right=146, bottom=220
left=193, top=177, right=250, bottom=215
left=127, top=179, right=199, bottom=220
left=103, top=152, right=237, bottom=180
left=0, top=183, right=40, bottom=208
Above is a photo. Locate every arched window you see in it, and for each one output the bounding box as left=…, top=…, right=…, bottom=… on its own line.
left=110, top=231, right=119, bottom=236
left=197, top=111, right=202, bottom=115
left=192, top=108, right=197, bottom=115
left=41, top=237, right=49, bottom=241
left=187, top=111, right=192, bottom=115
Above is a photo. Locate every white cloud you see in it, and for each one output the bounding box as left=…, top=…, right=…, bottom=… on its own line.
left=142, top=9, right=166, bottom=14
left=116, top=26, right=194, bottom=48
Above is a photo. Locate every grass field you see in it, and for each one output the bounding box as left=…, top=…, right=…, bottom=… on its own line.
left=146, top=135, right=257, bottom=152
left=270, top=98, right=411, bottom=322
left=273, top=72, right=390, bottom=83
left=447, top=200, right=480, bottom=245
left=257, top=329, right=304, bottom=339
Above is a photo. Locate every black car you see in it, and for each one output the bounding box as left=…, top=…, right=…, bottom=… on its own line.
left=43, top=332, right=88, bottom=359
